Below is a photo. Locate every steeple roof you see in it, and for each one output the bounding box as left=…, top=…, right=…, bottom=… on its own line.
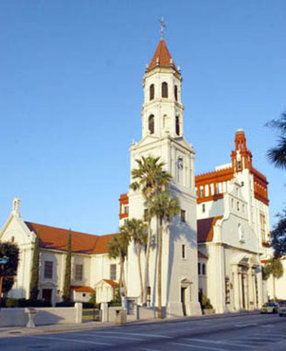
left=148, top=38, right=177, bottom=71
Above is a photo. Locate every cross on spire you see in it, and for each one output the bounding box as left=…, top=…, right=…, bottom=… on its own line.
left=159, top=17, right=165, bottom=39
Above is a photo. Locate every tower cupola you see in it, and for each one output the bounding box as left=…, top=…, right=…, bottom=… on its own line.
left=231, top=129, right=252, bottom=172
left=141, top=37, right=184, bottom=139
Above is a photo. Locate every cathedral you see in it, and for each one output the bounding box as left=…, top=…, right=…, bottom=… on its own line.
left=0, top=33, right=279, bottom=317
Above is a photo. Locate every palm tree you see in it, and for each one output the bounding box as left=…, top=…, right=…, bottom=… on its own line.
left=264, top=257, right=283, bottom=299
left=130, top=156, right=172, bottom=198
left=123, top=219, right=147, bottom=302
left=148, top=191, right=180, bottom=318
left=108, top=230, right=130, bottom=296
left=267, top=112, right=286, bottom=169
left=130, top=156, right=172, bottom=305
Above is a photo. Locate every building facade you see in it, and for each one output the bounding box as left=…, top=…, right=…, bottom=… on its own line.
left=0, top=36, right=279, bottom=315
left=0, top=198, right=119, bottom=306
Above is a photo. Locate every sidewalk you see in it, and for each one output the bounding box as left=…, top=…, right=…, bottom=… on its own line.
left=0, top=311, right=260, bottom=338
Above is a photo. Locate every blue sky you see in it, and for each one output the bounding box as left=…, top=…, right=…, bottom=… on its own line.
left=0, top=1, right=285, bottom=235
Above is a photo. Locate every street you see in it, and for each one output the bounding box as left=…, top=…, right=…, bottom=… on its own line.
left=0, top=313, right=285, bottom=350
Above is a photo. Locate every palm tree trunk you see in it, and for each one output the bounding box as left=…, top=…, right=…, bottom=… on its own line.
left=273, top=274, right=276, bottom=300
left=136, top=242, right=144, bottom=303
left=157, top=217, right=163, bottom=319
left=121, top=257, right=127, bottom=296
left=143, top=218, right=151, bottom=305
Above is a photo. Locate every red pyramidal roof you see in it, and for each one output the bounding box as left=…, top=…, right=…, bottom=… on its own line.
left=148, top=38, right=176, bottom=71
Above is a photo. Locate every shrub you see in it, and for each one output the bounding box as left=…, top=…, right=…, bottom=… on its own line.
left=3, top=298, right=51, bottom=308
left=200, top=294, right=213, bottom=309
left=56, top=300, right=74, bottom=307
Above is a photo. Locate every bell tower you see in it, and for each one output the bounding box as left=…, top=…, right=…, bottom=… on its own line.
left=142, top=38, right=184, bottom=139
left=127, top=24, right=201, bottom=317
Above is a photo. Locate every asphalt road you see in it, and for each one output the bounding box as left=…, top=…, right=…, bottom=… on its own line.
left=1, top=313, right=286, bottom=350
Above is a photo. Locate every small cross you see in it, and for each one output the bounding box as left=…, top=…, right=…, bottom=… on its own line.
left=159, top=17, right=166, bottom=39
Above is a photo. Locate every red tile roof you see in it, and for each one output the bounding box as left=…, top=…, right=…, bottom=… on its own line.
left=103, top=279, right=119, bottom=287
left=148, top=39, right=176, bottom=71
left=197, top=216, right=223, bottom=243
left=25, top=221, right=117, bottom=254
left=71, top=286, right=95, bottom=293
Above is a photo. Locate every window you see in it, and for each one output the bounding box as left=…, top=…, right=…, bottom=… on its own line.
left=238, top=161, right=241, bottom=170
left=200, top=188, right=204, bottom=197
left=260, top=213, right=266, bottom=242
left=148, top=115, right=154, bottom=134
left=44, top=261, right=53, bottom=279
left=162, top=82, right=168, bottom=98
left=175, top=116, right=180, bottom=136
left=110, top=264, right=116, bottom=281
left=202, top=204, right=206, bottom=213
left=202, top=263, right=206, bottom=275
left=75, top=264, right=83, bottom=281
left=149, top=84, right=154, bottom=100
left=182, top=244, right=185, bottom=259
left=123, top=205, right=129, bottom=214
left=198, top=263, right=201, bottom=275
left=181, top=210, right=186, bottom=223
left=237, top=202, right=240, bottom=211
left=174, top=85, right=178, bottom=101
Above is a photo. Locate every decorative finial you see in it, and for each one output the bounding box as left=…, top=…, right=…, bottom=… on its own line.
left=159, top=17, right=165, bottom=39
left=12, top=197, right=20, bottom=217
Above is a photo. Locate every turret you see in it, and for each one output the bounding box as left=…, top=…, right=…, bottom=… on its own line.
left=141, top=38, right=184, bottom=139
left=231, top=129, right=252, bottom=172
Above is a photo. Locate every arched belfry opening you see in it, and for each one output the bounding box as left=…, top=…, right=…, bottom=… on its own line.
left=174, top=85, right=178, bottom=101
left=162, top=82, right=168, bottom=98
left=148, top=115, right=154, bottom=134
left=149, top=84, right=154, bottom=100
left=176, top=116, right=180, bottom=136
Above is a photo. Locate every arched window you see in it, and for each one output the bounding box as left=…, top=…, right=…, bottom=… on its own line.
left=149, top=84, right=154, bottom=100
left=174, top=85, right=178, bottom=101
left=176, top=116, right=180, bottom=135
left=148, top=115, right=154, bottom=134
left=162, top=82, right=168, bottom=98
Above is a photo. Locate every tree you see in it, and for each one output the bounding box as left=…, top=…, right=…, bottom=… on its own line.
left=267, top=111, right=286, bottom=169
left=29, top=234, right=40, bottom=300
left=62, top=230, right=72, bottom=301
left=130, top=155, right=172, bottom=305
left=148, top=191, right=180, bottom=318
left=0, top=242, right=19, bottom=295
left=271, top=209, right=286, bottom=258
left=123, top=218, right=147, bottom=302
left=263, top=257, right=283, bottom=300
left=108, top=230, right=130, bottom=296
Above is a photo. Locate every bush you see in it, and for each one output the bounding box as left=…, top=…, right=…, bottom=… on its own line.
left=25, top=299, right=51, bottom=307
left=3, top=298, right=51, bottom=308
left=108, top=300, right=122, bottom=307
left=200, top=294, right=213, bottom=309
left=56, top=300, right=74, bottom=307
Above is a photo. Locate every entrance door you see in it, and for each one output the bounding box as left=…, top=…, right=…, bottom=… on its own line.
left=181, top=287, right=187, bottom=316
left=42, top=289, right=52, bottom=303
